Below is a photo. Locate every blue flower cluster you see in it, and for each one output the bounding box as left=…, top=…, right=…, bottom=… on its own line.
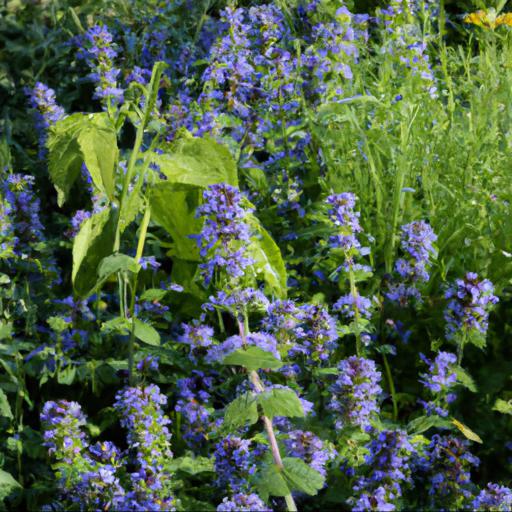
left=418, top=351, right=458, bottom=417
left=421, top=434, right=480, bottom=508
left=213, top=435, right=266, bottom=493
left=114, top=384, right=175, bottom=510
left=195, top=184, right=254, bottom=286
left=472, top=483, right=512, bottom=511
left=444, top=272, right=499, bottom=339
left=329, top=356, right=382, bottom=430
left=26, top=82, right=65, bottom=155
left=175, top=371, right=213, bottom=449
left=284, top=430, right=334, bottom=478
left=351, top=429, right=416, bottom=511
left=77, top=25, right=124, bottom=107
left=387, top=220, right=437, bottom=307
left=217, top=492, right=271, bottom=512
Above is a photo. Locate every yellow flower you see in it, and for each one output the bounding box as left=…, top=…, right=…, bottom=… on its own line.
left=464, top=8, right=512, bottom=29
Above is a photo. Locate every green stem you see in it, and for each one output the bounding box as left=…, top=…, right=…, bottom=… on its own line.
left=382, top=353, right=398, bottom=422
left=127, top=206, right=152, bottom=384
left=457, top=331, right=467, bottom=366
left=238, top=319, right=297, bottom=512
left=348, top=265, right=363, bottom=357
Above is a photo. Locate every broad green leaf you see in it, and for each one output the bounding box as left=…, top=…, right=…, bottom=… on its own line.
left=72, top=209, right=116, bottom=297
left=0, top=322, right=12, bottom=341
left=0, top=389, right=13, bottom=419
left=97, top=254, right=140, bottom=282
left=221, top=347, right=283, bottom=372
left=48, top=113, right=118, bottom=205
left=101, top=317, right=130, bottom=335
left=167, top=456, right=214, bottom=475
left=455, top=366, right=477, bottom=392
left=57, top=366, right=76, bottom=386
left=257, top=387, right=304, bottom=420
left=493, top=398, right=512, bottom=415
left=152, top=136, right=238, bottom=188
left=77, top=114, right=117, bottom=199
left=254, top=461, right=289, bottom=500
left=0, top=469, right=21, bottom=501
left=407, top=415, right=453, bottom=435
left=282, top=457, right=325, bottom=495
left=224, top=392, right=259, bottom=429
left=150, top=182, right=202, bottom=261
left=246, top=214, right=287, bottom=299
left=140, top=288, right=168, bottom=302
left=133, top=319, right=160, bottom=346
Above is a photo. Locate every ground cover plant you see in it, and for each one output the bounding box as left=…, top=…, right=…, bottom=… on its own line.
left=0, top=0, right=512, bottom=510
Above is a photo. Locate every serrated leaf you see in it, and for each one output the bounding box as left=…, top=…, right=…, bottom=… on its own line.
left=224, top=392, right=259, bottom=429
left=167, top=456, right=214, bottom=475
left=452, top=418, right=483, bottom=444
left=133, top=319, right=160, bottom=346
left=0, top=389, right=13, bottom=419
left=0, top=469, right=21, bottom=501
left=407, top=415, right=453, bottom=435
left=221, top=347, right=283, bottom=372
left=282, top=457, right=325, bottom=495
left=48, top=113, right=118, bottom=205
left=455, top=366, right=477, bottom=392
left=246, top=214, right=287, bottom=299
left=72, top=209, right=116, bottom=297
left=493, top=398, right=512, bottom=415
left=254, top=462, right=289, bottom=500
left=152, top=136, right=238, bottom=188
left=257, top=388, right=304, bottom=420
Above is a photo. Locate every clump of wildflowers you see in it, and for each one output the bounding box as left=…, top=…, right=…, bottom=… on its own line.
left=41, top=400, right=88, bottom=463
left=26, top=82, right=65, bottom=156
left=1, top=174, right=45, bottom=257
left=283, top=430, right=334, bottom=477
left=213, top=435, right=266, bottom=493
left=444, top=272, right=498, bottom=341
left=217, top=493, right=271, bottom=511
left=206, top=332, right=279, bottom=364
left=420, top=434, right=479, bottom=508
left=418, top=351, right=458, bottom=417
left=387, top=220, right=437, bottom=307
left=194, top=183, right=254, bottom=286
left=351, top=429, right=416, bottom=511
left=329, top=356, right=382, bottom=430
left=114, top=384, right=175, bottom=509
left=77, top=24, right=124, bottom=107
left=175, top=371, right=213, bottom=449
left=179, top=321, right=214, bottom=360
left=472, top=483, right=512, bottom=511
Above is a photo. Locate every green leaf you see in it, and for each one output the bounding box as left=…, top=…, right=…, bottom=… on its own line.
left=153, top=136, right=238, bottom=188
left=254, top=462, right=289, bottom=500
left=452, top=418, right=483, bottom=444
left=0, top=323, right=12, bottom=341
left=57, top=366, right=76, bottom=386
left=257, top=387, right=304, bottom=420
left=140, top=288, right=168, bottom=302
left=167, top=456, right=214, bottom=475
left=246, top=214, right=287, bottom=298
left=97, top=254, right=140, bottom=282
left=455, top=366, right=477, bottom=392
left=493, top=398, right=512, bottom=415
left=0, top=469, right=21, bottom=501
left=221, top=347, right=283, bottom=372
left=77, top=114, right=117, bottom=200
left=282, top=457, right=325, bottom=495
left=224, top=392, right=259, bottom=429
left=48, top=113, right=118, bottom=206
left=133, top=319, right=160, bottom=346
left=407, top=415, right=453, bottom=434
left=72, top=209, right=116, bottom=297
left=0, top=389, right=13, bottom=419
left=150, top=182, right=202, bottom=261
left=101, top=317, right=130, bottom=335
